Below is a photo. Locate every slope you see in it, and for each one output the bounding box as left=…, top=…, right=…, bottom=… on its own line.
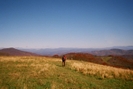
left=62, top=53, right=133, bottom=69
left=0, top=56, right=133, bottom=89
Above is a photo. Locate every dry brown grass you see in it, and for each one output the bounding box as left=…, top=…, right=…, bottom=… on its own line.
left=71, top=61, right=133, bottom=80
left=0, top=56, right=133, bottom=80
left=0, top=56, right=57, bottom=77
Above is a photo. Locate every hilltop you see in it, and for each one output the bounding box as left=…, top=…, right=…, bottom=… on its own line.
left=0, top=48, right=39, bottom=56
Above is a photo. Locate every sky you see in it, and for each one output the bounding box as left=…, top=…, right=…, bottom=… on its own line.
left=0, top=0, right=133, bottom=48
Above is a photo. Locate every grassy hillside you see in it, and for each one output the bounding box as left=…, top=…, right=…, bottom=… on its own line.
left=64, top=53, right=133, bottom=69
left=0, top=56, right=133, bottom=89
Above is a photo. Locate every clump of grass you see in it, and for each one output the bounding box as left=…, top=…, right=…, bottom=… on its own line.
left=71, top=61, right=133, bottom=80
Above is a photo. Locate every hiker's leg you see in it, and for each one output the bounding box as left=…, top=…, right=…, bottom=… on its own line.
left=63, top=62, right=65, bottom=66
left=62, top=61, right=64, bottom=66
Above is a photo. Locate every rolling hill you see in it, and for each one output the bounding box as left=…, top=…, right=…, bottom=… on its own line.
left=63, top=53, right=133, bottom=69
left=64, top=53, right=103, bottom=64
left=0, top=48, right=39, bottom=56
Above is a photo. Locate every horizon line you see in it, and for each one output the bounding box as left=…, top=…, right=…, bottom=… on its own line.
left=0, top=45, right=133, bottom=49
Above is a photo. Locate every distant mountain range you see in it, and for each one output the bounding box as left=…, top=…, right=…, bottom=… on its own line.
left=19, top=46, right=133, bottom=56
left=109, top=46, right=133, bottom=50
left=20, top=48, right=95, bottom=56
left=0, top=46, right=133, bottom=56
left=90, top=49, right=133, bottom=56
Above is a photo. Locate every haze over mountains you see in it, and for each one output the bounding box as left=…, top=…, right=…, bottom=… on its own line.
left=19, top=46, right=133, bottom=56
left=0, top=46, right=133, bottom=56
left=91, top=49, right=133, bottom=56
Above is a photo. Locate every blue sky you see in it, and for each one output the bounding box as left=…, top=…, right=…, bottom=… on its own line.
left=0, top=0, right=133, bottom=48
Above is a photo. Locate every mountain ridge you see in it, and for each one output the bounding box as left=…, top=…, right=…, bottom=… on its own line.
left=1, top=46, right=133, bottom=56
left=0, top=48, right=39, bottom=56
left=91, top=49, right=133, bottom=56
left=20, top=46, right=133, bottom=56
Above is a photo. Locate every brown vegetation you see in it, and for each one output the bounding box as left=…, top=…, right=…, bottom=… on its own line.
left=0, top=52, right=10, bottom=56
left=65, top=53, right=103, bottom=63
left=107, top=55, right=133, bottom=69
left=71, top=61, right=133, bottom=80
left=60, top=53, right=133, bottom=70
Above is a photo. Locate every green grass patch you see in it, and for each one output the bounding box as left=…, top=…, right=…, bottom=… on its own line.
left=100, top=56, right=112, bottom=62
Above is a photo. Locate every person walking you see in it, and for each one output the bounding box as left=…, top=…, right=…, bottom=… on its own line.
left=62, top=55, right=66, bottom=66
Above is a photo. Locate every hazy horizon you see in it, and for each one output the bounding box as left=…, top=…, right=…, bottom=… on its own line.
left=1, top=0, right=133, bottom=48
left=0, top=45, right=133, bottom=50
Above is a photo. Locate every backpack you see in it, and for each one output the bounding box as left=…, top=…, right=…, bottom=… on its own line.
left=62, top=55, right=66, bottom=60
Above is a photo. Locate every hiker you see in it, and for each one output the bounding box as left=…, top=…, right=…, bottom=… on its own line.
left=62, top=55, right=66, bottom=66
